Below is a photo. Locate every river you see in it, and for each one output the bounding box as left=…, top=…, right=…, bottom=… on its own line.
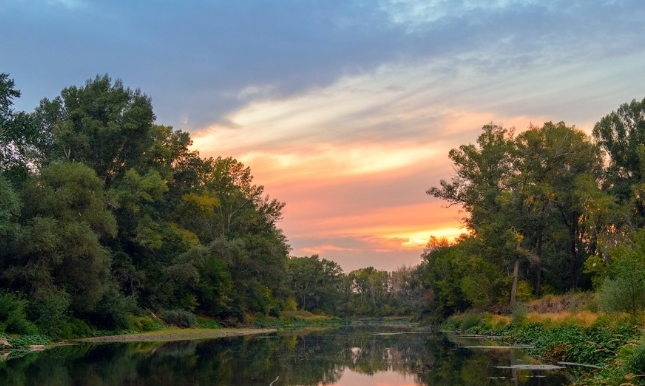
left=0, top=326, right=571, bottom=385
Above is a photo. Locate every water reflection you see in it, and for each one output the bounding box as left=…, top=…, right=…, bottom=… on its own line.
left=0, top=327, right=569, bottom=386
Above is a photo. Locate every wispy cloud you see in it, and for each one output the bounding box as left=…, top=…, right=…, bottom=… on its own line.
left=5, top=0, right=645, bottom=270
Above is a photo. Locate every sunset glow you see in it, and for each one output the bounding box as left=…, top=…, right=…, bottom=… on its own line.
left=6, top=0, right=645, bottom=271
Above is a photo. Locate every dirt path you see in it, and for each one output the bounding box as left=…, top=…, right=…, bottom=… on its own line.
left=72, top=328, right=276, bottom=343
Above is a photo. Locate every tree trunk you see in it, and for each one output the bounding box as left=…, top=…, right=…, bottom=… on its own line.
left=510, top=255, right=520, bottom=307
left=569, top=214, right=578, bottom=290
left=535, top=235, right=542, bottom=296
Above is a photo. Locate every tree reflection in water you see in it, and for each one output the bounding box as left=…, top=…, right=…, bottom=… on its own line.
left=0, top=327, right=569, bottom=386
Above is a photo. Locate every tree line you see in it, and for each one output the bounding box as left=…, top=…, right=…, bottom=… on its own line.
left=424, top=99, right=645, bottom=318
left=0, top=74, right=435, bottom=338
left=285, top=97, right=645, bottom=322
left=2, top=72, right=644, bottom=336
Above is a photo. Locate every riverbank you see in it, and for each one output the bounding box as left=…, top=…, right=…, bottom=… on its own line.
left=72, top=328, right=276, bottom=343
left=444, top=309, right=645, bottom=385
left=0, top=327, right=278, bottom=363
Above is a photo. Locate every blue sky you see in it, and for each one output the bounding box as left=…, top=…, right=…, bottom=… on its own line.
left=3, top=0, right=645, bottom=270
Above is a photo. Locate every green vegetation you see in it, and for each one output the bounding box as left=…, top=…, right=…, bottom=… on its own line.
left=0, top=73, right=427, bottom=343
left=4, top=69, right=645, bottom=386
left=0, top=73, right=298, bottom=339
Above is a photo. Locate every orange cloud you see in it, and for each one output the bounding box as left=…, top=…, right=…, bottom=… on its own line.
left=189, top=61, right=556, bottom=271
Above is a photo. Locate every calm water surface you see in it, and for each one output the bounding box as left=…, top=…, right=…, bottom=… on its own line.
left=0, top=327, right=571, bottom=385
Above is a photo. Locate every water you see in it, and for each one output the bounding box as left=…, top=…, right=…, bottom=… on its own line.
left=0, top=327, right=571, bottom=385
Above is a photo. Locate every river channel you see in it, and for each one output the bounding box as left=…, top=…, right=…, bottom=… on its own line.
left=0, top=326, right=571, bottom=385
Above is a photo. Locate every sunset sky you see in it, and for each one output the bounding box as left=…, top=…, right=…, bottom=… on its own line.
left=3, top=0, right=645, bottom=271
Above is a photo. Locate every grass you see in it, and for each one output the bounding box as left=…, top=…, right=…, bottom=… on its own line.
left=524, top=310, right=600, bottom=327
left=440, top=294, right=645, bottom=386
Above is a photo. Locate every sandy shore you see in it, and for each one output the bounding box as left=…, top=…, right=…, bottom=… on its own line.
left=72, top=328, right=277, bottom=343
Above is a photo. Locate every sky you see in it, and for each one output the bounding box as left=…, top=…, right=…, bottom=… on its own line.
left=2, top=0, right=645, bottom=271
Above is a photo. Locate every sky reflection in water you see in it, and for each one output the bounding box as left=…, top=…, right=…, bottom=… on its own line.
left=0, top=327, right=570, bottom=386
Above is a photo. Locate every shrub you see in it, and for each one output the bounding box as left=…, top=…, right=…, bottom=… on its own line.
left=0, top=291, right=39, bottom=335
left=196, top=316, right=221, bottom=329
left=28, top=290, right=70, bottom=339
left=628, top=343, right=645, bottom=375
left=62, top=318, right=92, bottom=338
left=159, top=309, right=197, bottom=328
left=598, top=273, right=645, bottom=314
left=442, top=312, right=483, bottom=332
left=599, top=235, right=645, bottom=314
left=511, top=303, right=529, bottom=326
left=128, top=315, right=163, bottom=332
left=91, top=287, right=139, bottom=330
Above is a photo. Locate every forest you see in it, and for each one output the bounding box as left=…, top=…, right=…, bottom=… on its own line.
left=1, top=72, right=645, bottom=339
left=0, top=74, right=428, bottom=338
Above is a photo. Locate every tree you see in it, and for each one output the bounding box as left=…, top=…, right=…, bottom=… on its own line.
left=593, top=97, right=645, bottom=226
left=35, top=75, right=155, bottom=186
left=0, top=174, right=20, bottom=237
left=288, top=255, right=343, bottom=313
left=598, top=230, right=645, bottom=314
left=0, top=73, right=42, bottom=183
left=2, top=162, right=117, bottom=314
left=513, top=122, right=603, bottom=291
left=428, top=125, right=519, bottom=303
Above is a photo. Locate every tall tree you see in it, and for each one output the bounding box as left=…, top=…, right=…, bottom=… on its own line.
left=288, top=255, right=343, bottom=313
left=0, top=73, right=43, bottom=183
left=428, top=125, right=519, bottom=303
left=35, top=75, right=155, bottom=186
left=593, top=97, right=645, bottom=225
left=513, top=122, right=603, bottom=291
left=2, top=162, right=117, bottom=314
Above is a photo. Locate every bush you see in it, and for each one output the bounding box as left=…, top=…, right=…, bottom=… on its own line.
left=64, top=318, right=92, bottom=338
left=511, top=303, right=529, bottom=326
left=196, top=316, right=221, bottom=329
left=91, top=287, right=139, bottom=330
left=159, top=309, right=197, bottom=328
left=28, top=290, right=70, bottom=339
left=442, top=312, right=483, bottom=332
left=598, top=275, right=645, bottom=314
left=599, top=236, right=645, bottom=314
left=628, top=343, right=645, bottom=375
left=128, top=315, right=164, bottom=332
left=0, top=291, right=39, bottom=335
left=511, top=323, right=637, bottom=366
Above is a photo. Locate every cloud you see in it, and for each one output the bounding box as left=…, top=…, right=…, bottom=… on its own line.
left=4, top=0, right=645, bottom=271
left=6, top=0, right=645, bottom=128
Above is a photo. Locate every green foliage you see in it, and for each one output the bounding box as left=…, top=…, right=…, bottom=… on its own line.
left=593, top=97, right=645, bottom=225
left=6, top=73, right=645, bottom=343
left=91, top=286, right=139, bottom=330
left=195, top=315, right=221, bottom=329
left=442, top=312, right=484, bottom=332
left=0, top=174, right=20, bottom=237
left=62, top=318, right=93, bottom=338
left=288, top=255, right=344, bottom=314
left=511, top=303, right=529, bottom=326
left=628, top=343, right=645, bottom=376
left=27, top=290, right=70, bottom=339
left=128, top=315, right=164, bottom=332
left=511, top=323, right=637, bottom=366
left=0, top=332, right=52, bottom=348
left=36, top=75, right=155, bottom=185
left=159, top=309, right=197, bottom=328
left=598, top=234, right=645, bottom=314
left=0, top=291, right=38, bottom=335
